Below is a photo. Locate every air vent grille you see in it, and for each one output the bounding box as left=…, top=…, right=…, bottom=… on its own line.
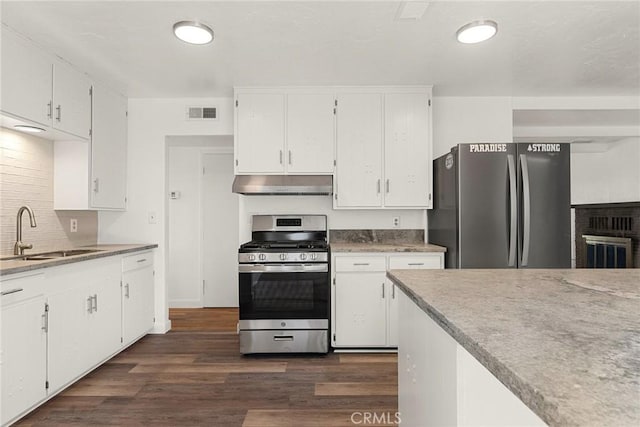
left=186, top=106, right=218, bottom=120
left=588, top=216, right=633, bottom=231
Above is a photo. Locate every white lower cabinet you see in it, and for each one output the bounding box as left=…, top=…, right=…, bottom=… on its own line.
left=122, top=252, right=155, bottom=346
left=1, top=273, right=47, bottom=426
left=331, top=252, right=443, bottom=349
left=397, top=289, right=546, bottom=427
left=47, top=257, right=122, bottom=392
left=0, top=250, right=154, bottom=426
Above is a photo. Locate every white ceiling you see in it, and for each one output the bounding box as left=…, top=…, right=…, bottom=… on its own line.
left=1, top=1, right=639, bottom=99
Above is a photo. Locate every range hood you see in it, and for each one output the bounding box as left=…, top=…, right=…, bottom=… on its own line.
left=232, top=175, right=333, bottom=195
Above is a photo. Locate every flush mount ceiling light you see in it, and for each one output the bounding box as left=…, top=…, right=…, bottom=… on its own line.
left=456, top=20, right=498, bottom=44
left=173, top=21, right=214, bottom=45
left=14, top=124, right=45, bottom=133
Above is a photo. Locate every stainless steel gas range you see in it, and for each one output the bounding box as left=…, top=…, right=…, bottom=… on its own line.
left=238, top=215, right=329, bottom=354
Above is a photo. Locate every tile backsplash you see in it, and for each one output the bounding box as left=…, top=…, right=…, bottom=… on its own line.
left=0, top=127, right=97, bottom=255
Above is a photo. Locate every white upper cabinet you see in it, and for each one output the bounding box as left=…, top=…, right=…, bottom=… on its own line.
left=235, top=92, right=286, bottom=174
left=335, top=93, right=384, bottom=207
left=0, top=28, right=91, bottom=140
left=234, top=88, right=335, bottom=175
left=54, top=83, right=128, bottom=211
left=334, top=87, right=433, bottom=209
left=90, top=83, right=128, bottom=210
left=1, top=30, right=53, bottom=127
left=52, top=60, right=92, bottom=139
left=286, top=93, right=335, bottom=174
left=384, top=93, right=431, bottom=207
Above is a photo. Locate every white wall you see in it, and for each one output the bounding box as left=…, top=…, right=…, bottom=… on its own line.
left=571, top=137, right=640, bottom=204
left=97, top=97, right=234, bottom=333
left=432, top=97, right=514, bottom=158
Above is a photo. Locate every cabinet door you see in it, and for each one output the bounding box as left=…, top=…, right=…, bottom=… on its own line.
left=52, top=60, right=92, bottom=139
left=123, top=264, right=155, bottom=345
left=235, top=93, right=285, bottom=174
left=0, top=29, right=53, bottom=127
left=335, top=93, right=383, bottom=207
left=47, top=283, right=89, bottom=392
left=87, top=265, right=123, bottom=363
left=286, top=93, right=335, bottom=174
left=384, top=93, right=431, bottom=207
left=91, top=83, right=127, bottom=209
left=387, top=280, right=399, bottom=347
left=1, top=294, right=47, bottom=425
left=334, top=271, right=387, bottom=347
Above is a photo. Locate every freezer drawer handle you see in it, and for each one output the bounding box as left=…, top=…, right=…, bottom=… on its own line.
left=507, top=154, right=517, bottom=267
left=273, top=336, right=294, bottom=341
left=520, top=154, right=531, bottom=267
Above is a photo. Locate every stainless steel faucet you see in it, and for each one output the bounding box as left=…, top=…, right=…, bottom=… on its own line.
left=14, top=206, right=37, bottom=255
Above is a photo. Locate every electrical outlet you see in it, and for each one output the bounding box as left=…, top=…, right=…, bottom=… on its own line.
left=393, top=216, right=400, bottom=227
left=148, top=212, right=157, bottom=224
left=70, top=219, right=78, bottom=233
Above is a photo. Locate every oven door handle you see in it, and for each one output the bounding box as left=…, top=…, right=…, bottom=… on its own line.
left=239, top=264, right=328, bottom=273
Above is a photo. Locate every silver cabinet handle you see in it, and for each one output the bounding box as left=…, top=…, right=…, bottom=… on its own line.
left=377, top=179, right=381, bottom=194
left=93, top=178, right=100, bottom=193
left=93, top=294, right=98, bottom=312
left=137, top=258, right=147, bottom=263
left=507, top=154, right=517, bottom=267
left=279, top=150, right=283, bottom=164
left=520, top=154, right=531, bottom=267
left=273, top=336, right=294, bottom=341
left=1, top=288, right=24, bottom=296
left=288, top=150, right=292, bottom=165
left=408, top=262, right=425, bottom=266
left=41, top=311, right=48, bottom=332
left=382, top=283, right=385, bottom=298
left=386, top=179, right=390, bottom=193
left=87, top=296, right=93, bottom=313
left=47, top=101, right=53, bottom=119
left=56, top=105, right=61, bottom=122
left=125, top=283, right=130, bottom=298
left=353, top=263, right=370, bottom=266
left=392, top=284, right=395, bottom=299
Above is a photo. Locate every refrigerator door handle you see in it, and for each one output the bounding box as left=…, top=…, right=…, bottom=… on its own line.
left=507, top=154, right=517, bottom=267
left=520, top=154, right=531, bottom=267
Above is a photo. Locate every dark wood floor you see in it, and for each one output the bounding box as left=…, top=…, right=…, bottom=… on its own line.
left=16, top=309, right=398, bottom=427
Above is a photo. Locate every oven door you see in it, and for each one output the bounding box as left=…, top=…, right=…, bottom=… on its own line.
left=238, top=264, right=329, bottom=320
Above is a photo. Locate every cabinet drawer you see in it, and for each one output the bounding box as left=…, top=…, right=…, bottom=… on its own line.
left=389, top=255, right=442, bottom=270
left=334, top=256, right=386, bottom=272
left=1, top=273, right=45, bottom=306
left=122, top=251, right=153, bottom=272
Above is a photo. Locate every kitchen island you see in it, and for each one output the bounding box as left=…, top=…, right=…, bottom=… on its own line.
left=387, top=269, right=640, bottom=427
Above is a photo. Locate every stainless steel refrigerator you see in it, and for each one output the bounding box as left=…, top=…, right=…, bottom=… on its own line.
left=428, top=143, right=571, bottom=269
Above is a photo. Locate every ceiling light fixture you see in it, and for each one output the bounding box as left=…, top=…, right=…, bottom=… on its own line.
left=456, top=20, right=498, bottom=44
left=173, top=21, right=214, bottom=45
left=14, top=124, right=45, bottom=133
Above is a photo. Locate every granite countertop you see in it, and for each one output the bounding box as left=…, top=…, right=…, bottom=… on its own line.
left=387, top=268, right=640, bottom=427
left=330, top=242, right=447, bottom=253
left=0, top=244, right=158, bottom=276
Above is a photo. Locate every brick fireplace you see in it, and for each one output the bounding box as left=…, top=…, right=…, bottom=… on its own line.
left=574, top=203, right=639, bottom=268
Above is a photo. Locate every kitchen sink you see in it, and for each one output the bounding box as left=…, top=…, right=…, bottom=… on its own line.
left=0, top=249, right=103, bottom=261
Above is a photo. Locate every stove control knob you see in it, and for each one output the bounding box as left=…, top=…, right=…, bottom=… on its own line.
left=279, top=253, right=287, bottom=260
left=310, top=253, right=318, bottom=260
left=248, top=254, right=256, bottom=262
left=300, top=253, right=307, bottom=261
left=259, top=254, right=267, bottom=261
